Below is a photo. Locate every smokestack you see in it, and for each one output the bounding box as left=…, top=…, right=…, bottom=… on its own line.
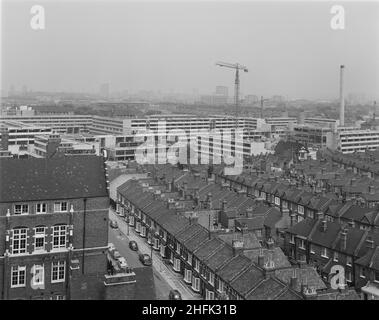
left=339, top=65, right=345, bottom=127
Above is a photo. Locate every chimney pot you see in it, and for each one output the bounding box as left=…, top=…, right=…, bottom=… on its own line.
left=321, top=219, right=327, bottom=232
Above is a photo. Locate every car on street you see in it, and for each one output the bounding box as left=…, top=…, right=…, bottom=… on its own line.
left=110, top=220, right=118, bottom=229
left=113, top=250, right=121, bottom=260
left=169, top=290, right=182, bottom=300
left=108, top=242, right=115, bottom=251
left=139, top=253, right=152, bottom=266
left=118, top=257, right=128, bottom=269
left=128, top=240, right=138, bottom=251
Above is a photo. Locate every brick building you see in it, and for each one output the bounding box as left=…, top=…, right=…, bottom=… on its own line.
left=0, top=155, right=111, bottom=300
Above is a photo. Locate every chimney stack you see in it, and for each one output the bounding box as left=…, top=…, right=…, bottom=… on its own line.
left=258, top=248, right=265, bottom=267
left=339, top=65, right=345, bottom=127
left=320, top=219, right=327, bottom=232
left=366, top=236, right=375, bottom=249
left=340, top=228, right=348, bottom=251
left=290, top=269, right=298, bottom=290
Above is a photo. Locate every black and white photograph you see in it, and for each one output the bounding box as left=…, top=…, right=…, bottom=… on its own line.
left=1, top=0, right=379, bottom=306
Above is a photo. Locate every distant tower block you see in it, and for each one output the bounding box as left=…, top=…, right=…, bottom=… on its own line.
left=339, top=65, right=345, bottom=126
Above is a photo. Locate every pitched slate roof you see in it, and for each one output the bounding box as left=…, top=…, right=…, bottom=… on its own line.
left=229, top=265, right=265, bottom=296
left=355, top=246, right=379, bottom=271
left=275, top=266, right=327, bottom=292
left=217, top=255, right=251, bottom=282
left=204, top=244, right=234, bottom=271
left=193, top=238, right=225, bottom=260
left=0, top=156, right=108, bottom=203
left=244, top=247, right=291, bottom=269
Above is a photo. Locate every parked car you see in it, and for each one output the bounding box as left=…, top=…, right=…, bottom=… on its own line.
left=113, top=250, right=121, bottom=260
left=139, top=253, right=152, bottom=266
left=129, top=240, right=138, bottom=251
left=169, top=290, right=182, bottom=300
left=110, top=220, right=118, bottom=229
left=118, top=257, right=128, bottom=269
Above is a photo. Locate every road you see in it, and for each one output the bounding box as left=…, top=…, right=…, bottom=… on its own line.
left=108, top=226, right=172, bottom=300
left=109, top=209, right=202, bottom=300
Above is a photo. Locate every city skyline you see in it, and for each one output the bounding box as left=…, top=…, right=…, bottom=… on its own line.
left=1, top=1, right=379, bottom=100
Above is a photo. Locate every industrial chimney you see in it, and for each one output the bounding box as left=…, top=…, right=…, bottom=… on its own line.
left=339, top=65, right=345, bottom=127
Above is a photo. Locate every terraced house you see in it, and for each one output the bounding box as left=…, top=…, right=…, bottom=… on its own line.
left=284, top=217, right=379, bottom=299
left=213, top=166, right=379, bottom=233
left=117, top=167, right=341, bottom=300
left=0, top=155, right=110, bottom=300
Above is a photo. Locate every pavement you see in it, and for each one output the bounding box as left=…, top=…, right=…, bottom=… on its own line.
left=109, top=209, right=202, bottom=300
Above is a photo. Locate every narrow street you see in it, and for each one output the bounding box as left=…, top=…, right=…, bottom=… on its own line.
left=108, top=227, right=172, bottom=300
left=109, top=209, right=202, bottom=300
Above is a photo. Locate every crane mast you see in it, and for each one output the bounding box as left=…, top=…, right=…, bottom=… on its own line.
left=216, top=61, right=248, bottom=130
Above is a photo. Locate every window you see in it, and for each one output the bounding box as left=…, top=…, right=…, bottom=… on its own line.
left=34, top=227, right=46, bottom=252
left=346, top=256, right=352, bottom=266
left=321, top=248, right=328, bottom=258
left=298, top=205, right=304, bottom=215
left=310, top=244, right=315, bottom=254
left=274, top=197, right=280, bottom=206
left=11, top=266, right=26, bottom=288
left=176, top=243, right=181, bottom=255
left=209, top=272, right=215, bottom=286
left=375, top=271, right=379, bottom=283
left=160, top=244, right=166, bottom=258
left=299, top=239, right=305, bottom=249
left=184, top=269, right=192, bottom=283
left=346, top=271, right=352, bottom=282
left=36, top=203, right=47, bottom=214
left=192, top=276, right=200, bottom=292
left=360, top=267, right=366, bottom=278
left=282, top=201, right=288, bottom=209
left=297, top=216, right=304, bottom=223
left=14, top=204, right=28, bottom=215
left=163, top=231, right=167, bottom=242
left=54, top=202, right=67, bottom=212
left=11, top=228, right=28, bottom=254
left=218, top=280, right=225, bottom=293
left=153, top=238, right=160, bottom=250
left=52, top=225, right=67, bottom=250
left=206, top=289, right=215, bottom=300
left=256, top=229, right=262, bottom=237
left=140, top=226, right=146, bottom=237
left=32, top=265, right=44, bottom=287
left=308, top=212, right=314, bottom=219
left=289, top=235, right=295, bottom=244
left=187, top=253, right=192, bottom=265
left=51, top=261, right=66, bottom=283
left=333, top=252, right=339, bottom=262
left=194, top=259, right=200, bottom=272
left=173, top=258, right=181, bottom=272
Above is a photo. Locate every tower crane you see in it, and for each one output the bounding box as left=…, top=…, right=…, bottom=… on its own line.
left=215, top=61, right=248, bottom=129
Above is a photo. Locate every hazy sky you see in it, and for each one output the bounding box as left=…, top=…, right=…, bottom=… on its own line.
left=2, top=0, right=379, bottom=99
